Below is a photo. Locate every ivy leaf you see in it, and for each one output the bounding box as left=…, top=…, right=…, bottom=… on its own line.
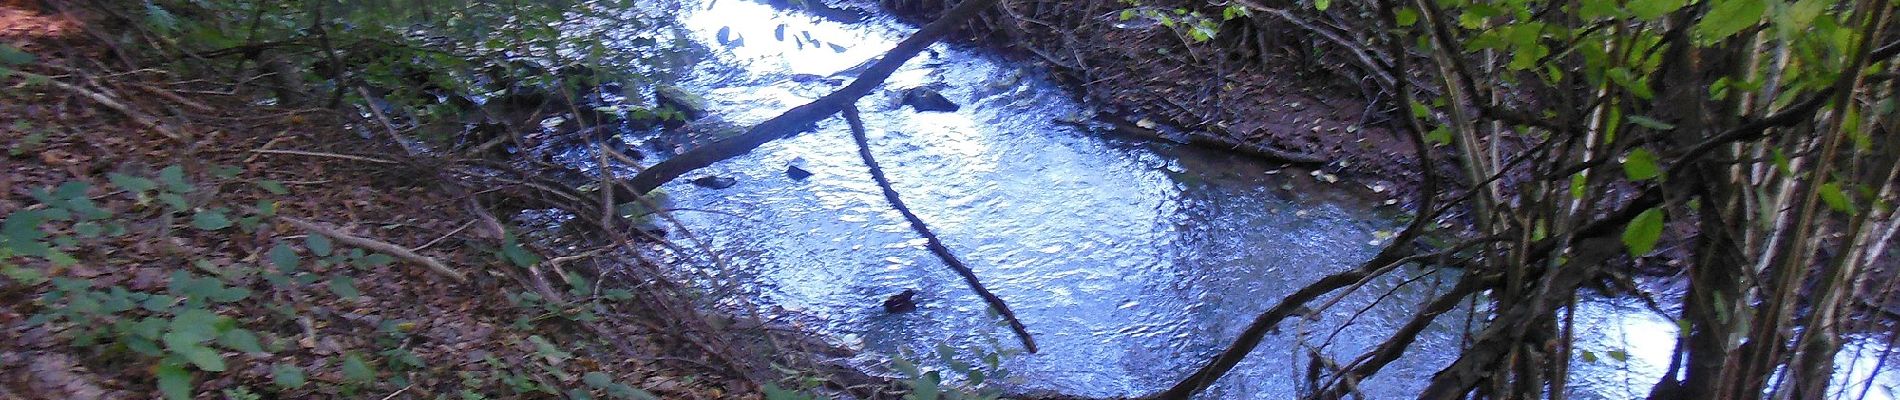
left=305, top=233, right=333, bottom=257
left=342, top=353, right=375, bottom=383
left=1622, top=148, right=1661, bottom=181
left=0, top=44, right=33, bottom=66
left=256, top=180, right=289, bottom=195
left=108, top=173, right=158, bottom=193
left=157, top=165, right=189, bottom=193
left=1694, top=0, right=1767, bottom=43
left=168, top=340, right=227, bottom=372
left=1622, top=207, right=1666, bottom=256
left=192, top=210, right=232, bottom=231
left=584, top=371, right=616, bottom=388
left=328, top=274, right=361, bottom=299
left=1820, top=182, right=1858, bottom=215
left=156, top=362, right=194, bottom=400
left=268, top=243, right=300, bottom=272
left=157, top=193, right=189, bottom=212
left=168, top=308, right=223, bottom=343
left=217, top=328, right=264, bottom=353
left=361, top=253, right=395, bottom=267
left=272, top=363, right=307, bottom=388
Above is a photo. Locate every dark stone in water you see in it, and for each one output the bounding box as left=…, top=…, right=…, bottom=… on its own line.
left=691, top=176, right=737, bottom=189
left=902, top=88, right=960, bottom=112
left=883, top=289, right=917, bottom=313
left=654, top=85, right=709, bottom=127
left=786, top=164, right=813, bottom=180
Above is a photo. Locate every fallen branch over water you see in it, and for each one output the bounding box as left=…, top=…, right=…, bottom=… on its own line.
left=623, top=0, right=1004, bottom=193
left=1057, top=116, right=1328, bottom=165
left=843, top=106, right=1040, bottom=354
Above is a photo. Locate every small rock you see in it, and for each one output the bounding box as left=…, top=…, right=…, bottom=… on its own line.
left=690, top=176, right=737, bottom=189
left=789, top=73, right=825, bottom=83
left=786, top=164, right=813, bottom=180
left=654, top=85, right=709, bottom=122
left=901, top=88, right=960, bottom=112
left=883, top=289, right=918, bottom=313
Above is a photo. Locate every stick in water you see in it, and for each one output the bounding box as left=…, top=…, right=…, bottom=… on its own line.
left=843, top=106, right=1039, bottom=353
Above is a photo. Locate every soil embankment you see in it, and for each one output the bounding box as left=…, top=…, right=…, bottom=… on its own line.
left=879, top=0, right=1434, bottom=202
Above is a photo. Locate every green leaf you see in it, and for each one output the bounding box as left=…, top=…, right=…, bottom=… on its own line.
left=910, top=371, right=942, bottom=400
left=168, top=308, right=223, bottom=343
left=1622, top=148, right=1661, bottom=181
left=156, top=362, right=194, bottom=400
left=217, top=329, right=264, bottom=353
left=0, top=44, right=34, bottom=66
left=584, top=371, right=615, bottom=387
left=1627, top=0, right=1688, bottom=20
left=361, top=253, right=395, bottom=267
left=168, top=340, right=227, bottom=372
left=342, top=353, right=375, bottom=383
left=1622, top=207, right=1666, bottom=256
left=1627, top=115, right=1675, bottom=130
left=1694, top=0, right=1767, bottom=43
left=1607, top=349, right=1630, bottom=362
left=500, top=238, right=540, bottom=268
left=108, top=173, right=158, bottom=193
left=306, top=234, right=334, bottom=257
left=1820, top=182, right=1858, bottom=215
left=1313, top=0, right=1331, bottom=11
left=328, top=274, right=360, bottom=299
left=1425, top=126, right=1453, bottom=145
left=256, top=180, right=289, bottom=195
left=272, top=363, right=307, bottom=388
left=1578, top=0, right=1621, bottom=19
left=192, top=210, right=232, bottom=231
left=144, top=3, right=180, bottom=33
left=1774, top=0, right=1827, bottom=38
left=268, top=243, right=300, bottom=272
left=157, top=193, right=189, bottom=212
left=157, top=165, right=189, bottom=193
left=1395, top=8, right=1419, bottom=26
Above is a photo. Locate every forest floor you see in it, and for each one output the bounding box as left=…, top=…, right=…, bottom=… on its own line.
left=0, top=4, right=836, bottom=399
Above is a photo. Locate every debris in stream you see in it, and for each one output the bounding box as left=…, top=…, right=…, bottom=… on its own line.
left=691, top=175, right=738, bottom=189
left=655, top=85, right=709, bottom=123
left=883, top=289, right=918, bottom=313
left=785, top=164, right=813, bottom=180
left=902, top=87, right=960, bottom=112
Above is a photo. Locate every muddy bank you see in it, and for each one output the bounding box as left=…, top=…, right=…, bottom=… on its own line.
left=875, top=0, right=1436, bottom=202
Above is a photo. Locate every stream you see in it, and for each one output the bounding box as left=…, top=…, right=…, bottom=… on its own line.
left=582, top=1, right=1900, bottom=398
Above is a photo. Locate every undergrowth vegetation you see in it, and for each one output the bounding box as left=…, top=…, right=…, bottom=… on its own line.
left=2, top=0, right=1027, bottom=398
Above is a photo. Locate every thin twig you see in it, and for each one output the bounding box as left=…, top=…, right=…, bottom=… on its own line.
left=16, top=72, right=185, bottom=140
left=355, top=86, right=420, bottom=156
left=279, top=217, right=470, bottom=284
left=844, top=106, right=1039, bottom=354
left=249, top=149, right=398, bottom=164
left=411, top=220, right=476, bottom=252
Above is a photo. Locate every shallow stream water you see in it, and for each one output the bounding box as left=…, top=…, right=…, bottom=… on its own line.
left=587, top=1, right=1900, bottom=398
